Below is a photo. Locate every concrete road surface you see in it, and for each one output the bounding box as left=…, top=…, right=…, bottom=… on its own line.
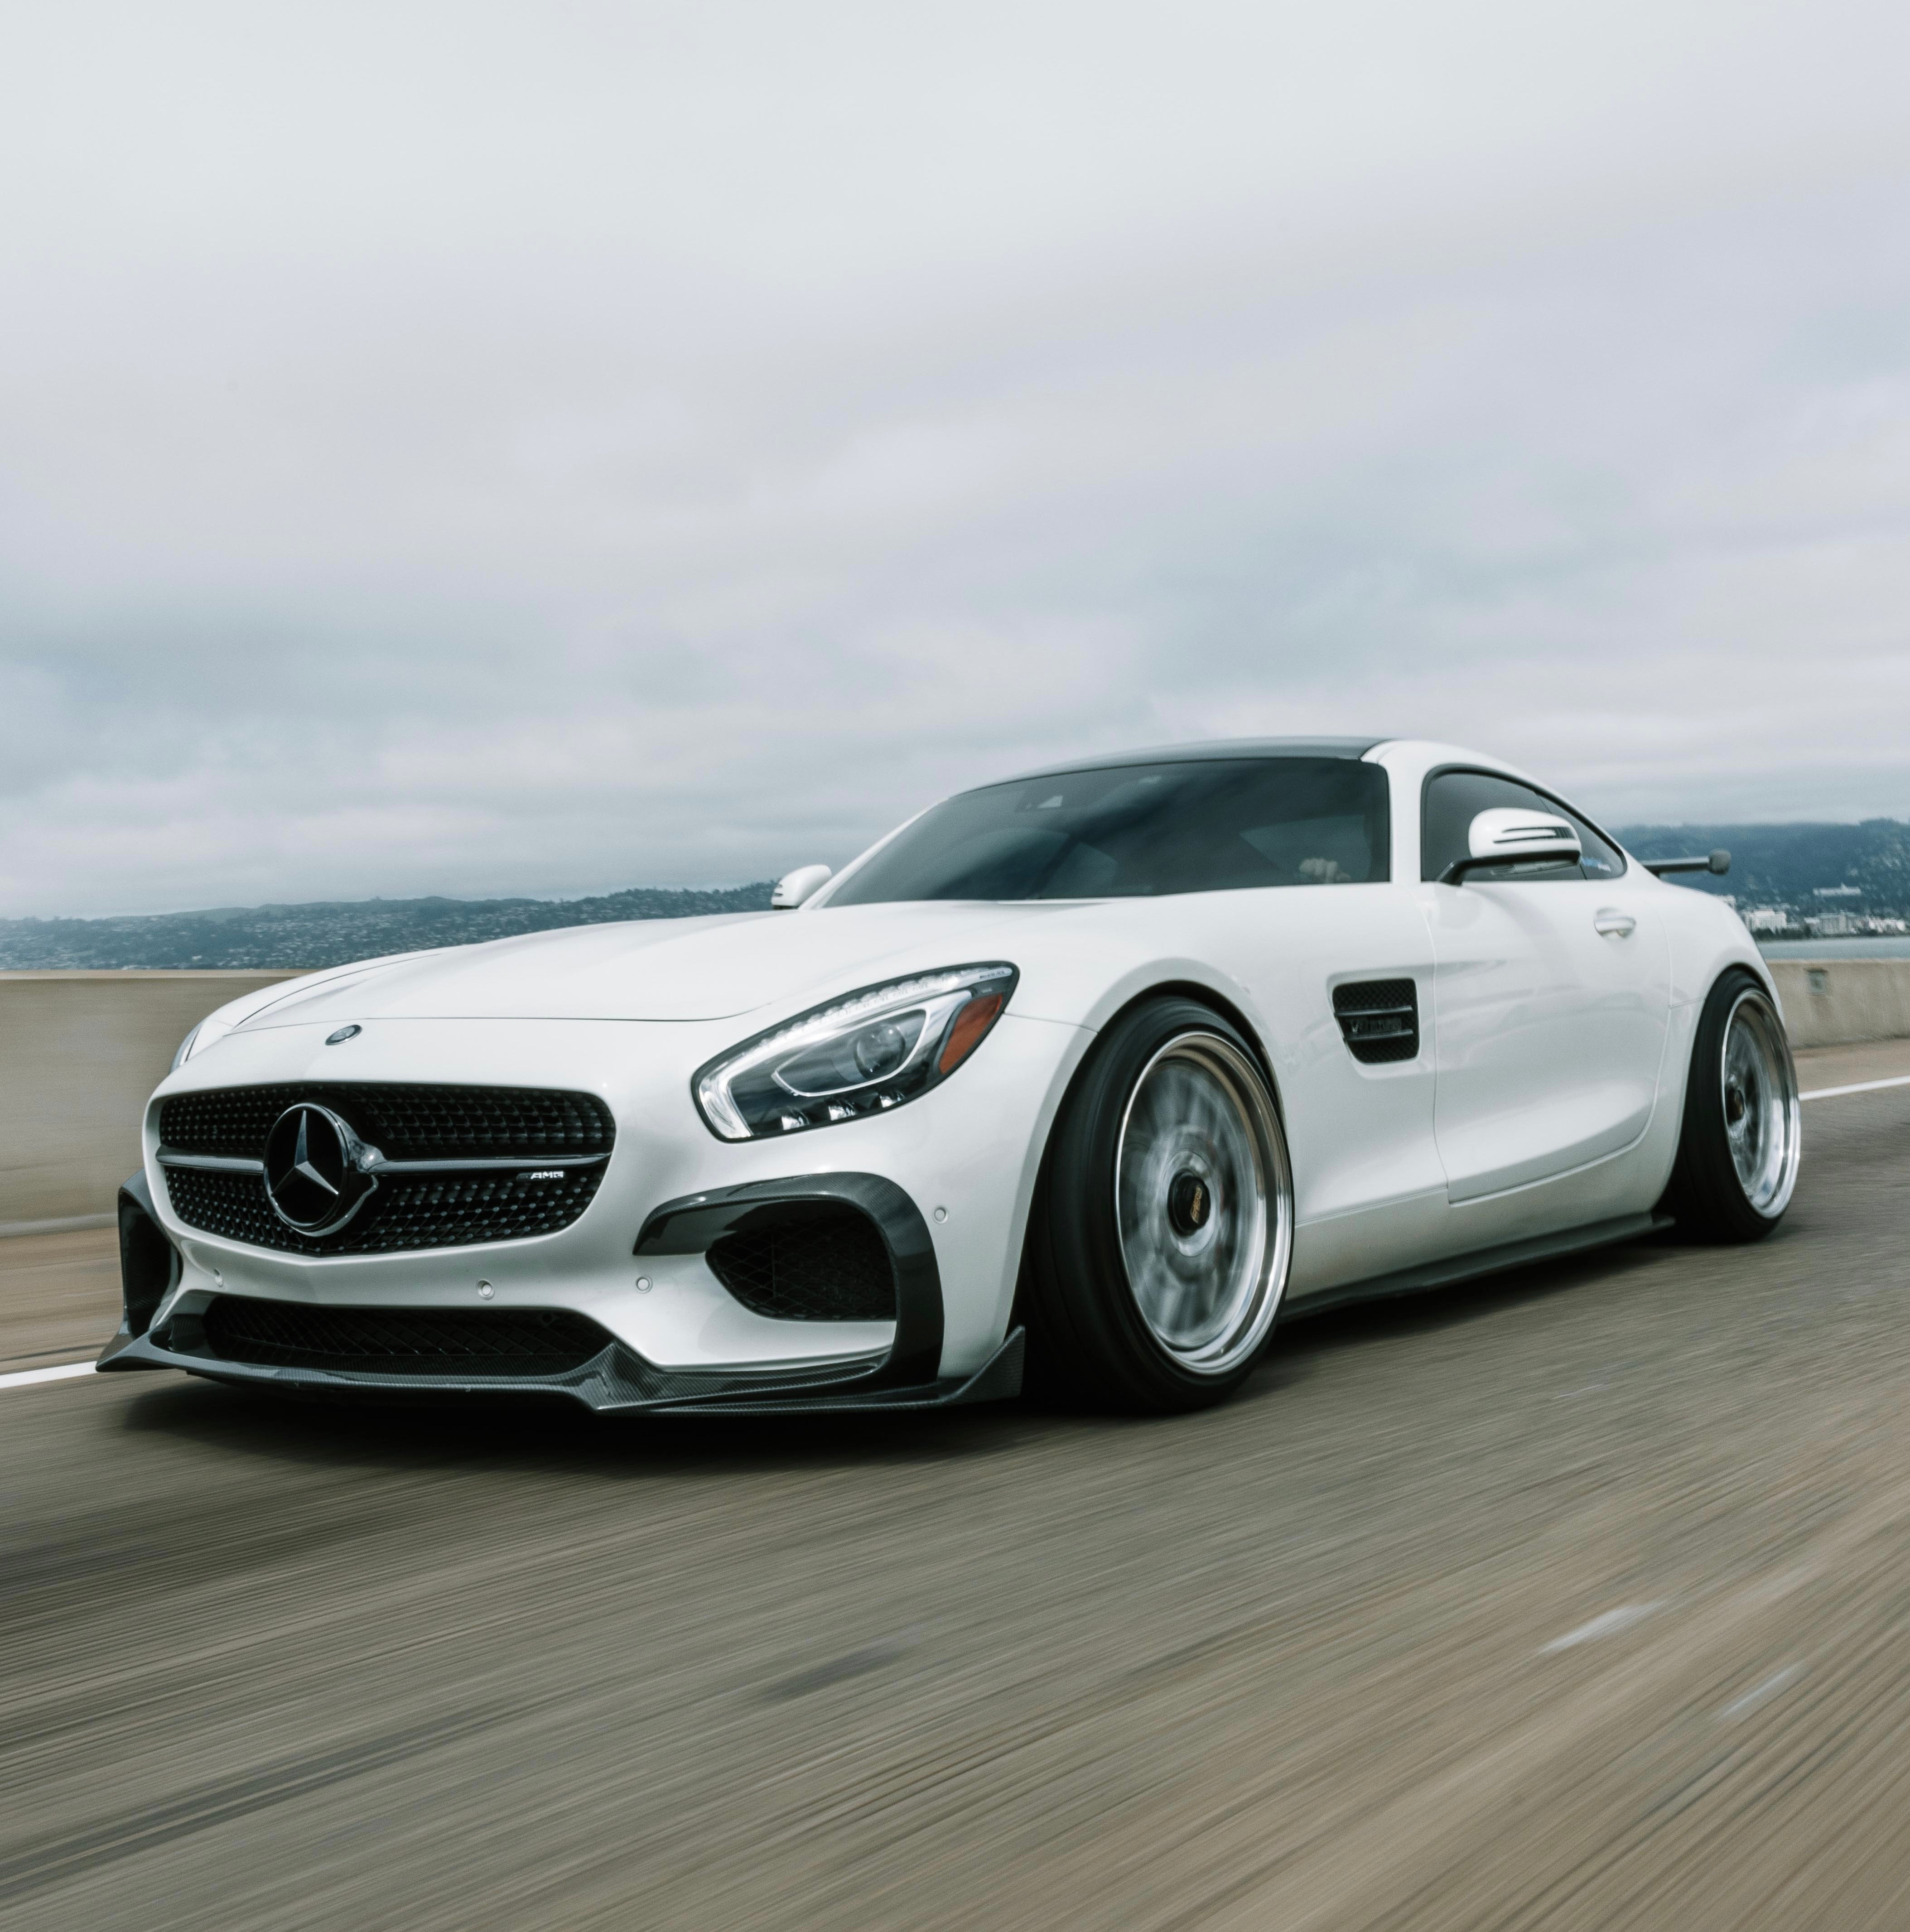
left=3, top=1045, right=1909, bottom=1930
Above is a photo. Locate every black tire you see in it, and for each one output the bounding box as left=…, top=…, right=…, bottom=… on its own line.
left=1662, top=968, right=1802, bottom=1242
left=1020, top=997, right=1294, bottom=1413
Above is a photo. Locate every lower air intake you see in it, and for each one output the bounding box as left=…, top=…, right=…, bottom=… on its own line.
left=705, top=1209, right=897, bottom=1323
left=198, top=1296, right=613, bottom=1378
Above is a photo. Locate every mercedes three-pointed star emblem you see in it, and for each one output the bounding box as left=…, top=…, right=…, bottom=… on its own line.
left=262, top=1103, right=378, bottom=1234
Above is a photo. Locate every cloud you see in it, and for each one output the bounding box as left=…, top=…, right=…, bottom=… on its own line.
left=1, top=0, right=1907, bottom=913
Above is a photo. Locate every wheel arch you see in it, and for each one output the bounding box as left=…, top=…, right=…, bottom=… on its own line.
left=1008, top=978, right=1295, bottom=1405
left=1101, top=979, right=1285, bottom=1119
left=1656, top=948, right=1785, bottom=1153
left=1007, top=976, right=1290, bottom=1324
left=1656, top=958, right=1801, bottom=1235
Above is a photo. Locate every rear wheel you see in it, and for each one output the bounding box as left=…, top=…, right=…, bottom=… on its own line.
left=1664, top=969, right=1801, bottom=1241
left=1022, top=997, right=1293, bottom=1412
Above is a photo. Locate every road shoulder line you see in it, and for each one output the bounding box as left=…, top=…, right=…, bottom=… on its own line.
left=1800, top=1073, right=1910, bottom=1102
left=0, top=1361, right=98, bottom=1392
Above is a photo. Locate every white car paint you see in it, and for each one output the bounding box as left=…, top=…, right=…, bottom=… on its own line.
left=136, top=738, right=1772, bottom=1389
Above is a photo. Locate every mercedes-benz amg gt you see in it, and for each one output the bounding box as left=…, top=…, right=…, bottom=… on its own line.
left=101, top=737, right=1800, bottom=1415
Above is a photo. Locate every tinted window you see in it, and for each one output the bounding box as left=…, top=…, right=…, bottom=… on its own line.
left=1422, top=770, right=1627, bottom=882
left=830, top=758, right=1392, bottom=904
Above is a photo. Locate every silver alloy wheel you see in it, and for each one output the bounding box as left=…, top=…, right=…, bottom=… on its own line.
left=1720, top=987, right=1802, bottom=1217
left=1114, top=1031, right=1293, bottom=1374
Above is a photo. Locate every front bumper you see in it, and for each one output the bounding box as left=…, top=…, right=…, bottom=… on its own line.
left=124, top=1011, right=1081, bottom=1384
left=99, top=1166, right=1026, bottom=1415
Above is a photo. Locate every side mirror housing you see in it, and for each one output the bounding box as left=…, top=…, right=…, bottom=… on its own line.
left=771, top=864, right=833, bottom=910
left=1441, top=808, right=1582, bottom=884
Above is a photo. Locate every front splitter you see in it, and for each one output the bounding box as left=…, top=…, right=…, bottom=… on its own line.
left=95, top=1324, right=1025, bottom=1416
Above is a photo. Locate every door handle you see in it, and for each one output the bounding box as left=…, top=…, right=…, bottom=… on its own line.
left=1593, top=909, right=1637, bottom=938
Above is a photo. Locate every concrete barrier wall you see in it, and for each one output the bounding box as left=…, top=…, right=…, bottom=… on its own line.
left=2, top=957, right=1906, bottom=1233
left=1766, top=959, right=1910, bottom=1052
left=0, top=972, right=298, bottom=1231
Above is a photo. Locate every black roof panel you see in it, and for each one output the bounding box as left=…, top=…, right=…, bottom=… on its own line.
left=995, top=737, right=1388, bottom=786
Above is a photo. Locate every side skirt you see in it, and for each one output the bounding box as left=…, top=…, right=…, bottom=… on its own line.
left=1283, top=1212, right=1673, bottom=1323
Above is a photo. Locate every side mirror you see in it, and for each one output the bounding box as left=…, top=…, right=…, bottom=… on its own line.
left=1441, top=808, right=1581, bottom=884
left=771, top=864, right=833, bottom=910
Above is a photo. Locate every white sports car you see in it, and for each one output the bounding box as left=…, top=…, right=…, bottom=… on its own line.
left=101, top=737, right=1802, bottom=1415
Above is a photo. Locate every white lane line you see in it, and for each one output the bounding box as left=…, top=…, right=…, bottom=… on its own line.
left=1719, top=1664, right=1802, bottom=1720
left=1540, top=1602, right=1664, bottom=1653
left=0, top=1360, right=97, bottom=1391
left=1801, top=1074, right=1910, bottom=1102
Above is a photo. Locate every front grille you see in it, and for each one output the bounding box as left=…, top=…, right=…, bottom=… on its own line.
left=1332, top=978, right=1420, bottom=1064
left=160, top=1084, right=613, bottom=1161
left=158, top=1082, right=614, bottom=1255
left=706, top=1210, right=897, bottom=1322
left=199, top=1296, right=612, bottom=1378
left=163, top=1164, right=607, bottom=1256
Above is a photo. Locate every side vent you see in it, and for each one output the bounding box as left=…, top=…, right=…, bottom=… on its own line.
left=1332, top=978, right=1419, bottom=1065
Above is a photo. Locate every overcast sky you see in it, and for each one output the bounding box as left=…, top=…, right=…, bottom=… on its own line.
left=2, top=1, right=1908, bottom=916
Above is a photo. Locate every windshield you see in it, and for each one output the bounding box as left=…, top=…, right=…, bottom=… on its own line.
left=828, top=757, right=1391, bottom=904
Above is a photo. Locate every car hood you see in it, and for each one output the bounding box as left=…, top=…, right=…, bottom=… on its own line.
left=230, top=902, right=1081, bottom=1030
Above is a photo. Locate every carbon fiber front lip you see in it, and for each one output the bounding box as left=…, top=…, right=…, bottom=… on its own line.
left=95, top=1325, right=1024, bottom=1416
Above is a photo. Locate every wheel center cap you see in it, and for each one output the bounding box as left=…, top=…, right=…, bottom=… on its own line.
left=1167, top=1170, right=1212, bottom=1237
left=1725, top=1084, right=1747, bottom=1126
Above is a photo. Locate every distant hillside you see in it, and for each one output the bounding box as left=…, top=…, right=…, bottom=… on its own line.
left=0, top=882, right=776, bottom=970
left=1616, top=821, right=1910, bottom=911
left=5, top=817, right=1909, bottom=968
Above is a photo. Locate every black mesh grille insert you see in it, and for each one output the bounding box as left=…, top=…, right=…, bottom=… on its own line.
left=162, top=1164, right=607, bottom=1256
left=706, top=1210, right=897, bottom=1323
left=1332, top=978, right=1420, bottom=1064
left=200, top=1296, right=612, bottom=1377
left=157, top=1083, right=614, bottom=1254
left=159, top=1084, right=614, bottom=1161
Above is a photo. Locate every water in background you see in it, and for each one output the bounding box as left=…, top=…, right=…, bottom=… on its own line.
left=1758, top=937, right=1910, bottom=959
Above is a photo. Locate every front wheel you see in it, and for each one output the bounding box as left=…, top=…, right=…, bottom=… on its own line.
left=1022, top=998, right=1294, bottom=1412
left=1663, top=969, right=1802, bottom=1241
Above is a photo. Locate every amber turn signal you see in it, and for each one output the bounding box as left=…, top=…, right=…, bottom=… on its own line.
left=938, top=992, right=1006, bottom=1074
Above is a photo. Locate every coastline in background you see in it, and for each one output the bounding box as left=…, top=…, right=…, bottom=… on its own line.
left=6, top=810, right=1910, bottom=970
left=1757, top=936, right=1910, bottom=959
left=0, top=882, right=776, bottom=972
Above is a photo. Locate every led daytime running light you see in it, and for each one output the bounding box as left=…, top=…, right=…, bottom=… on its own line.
left=693, top=962, right=1018, bottom=1141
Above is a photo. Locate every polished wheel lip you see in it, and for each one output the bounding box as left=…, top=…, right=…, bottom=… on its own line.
left=1114, top=1030, right=1293, bottom=1376
left=1720, top=987, right=1801, bottom=1218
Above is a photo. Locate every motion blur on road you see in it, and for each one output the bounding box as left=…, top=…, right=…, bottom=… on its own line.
left=1, top=1038, right=1908, bottom=1929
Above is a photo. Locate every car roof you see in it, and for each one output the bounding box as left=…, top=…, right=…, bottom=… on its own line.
left=994, top=737, right=1389, bottom=785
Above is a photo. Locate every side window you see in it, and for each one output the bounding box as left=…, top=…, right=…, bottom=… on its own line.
left=1422, top=771, right=1627, bottom=882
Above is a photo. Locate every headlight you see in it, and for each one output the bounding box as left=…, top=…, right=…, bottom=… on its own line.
left=693, top=962, right=1018, bottom=1140
left=169, top=1024, right=203, bottom=1071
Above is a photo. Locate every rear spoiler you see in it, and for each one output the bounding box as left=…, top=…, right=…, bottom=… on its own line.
left=1641, top=849, right=1730, bottom=878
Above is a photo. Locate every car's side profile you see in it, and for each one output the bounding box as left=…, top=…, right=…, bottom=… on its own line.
left=101, top=737, right=1801, bottom=1416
